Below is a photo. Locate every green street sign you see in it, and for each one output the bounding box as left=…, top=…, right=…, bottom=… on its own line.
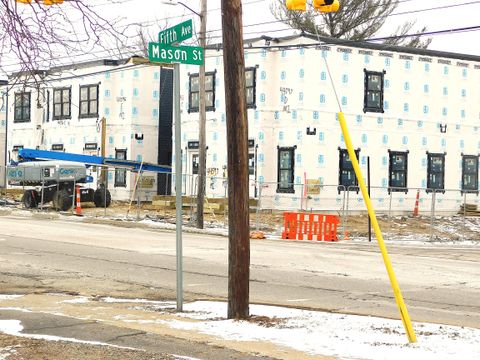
left=149, top=43, right=204, bottom=65
left=158, top=19, right=193, bottom=45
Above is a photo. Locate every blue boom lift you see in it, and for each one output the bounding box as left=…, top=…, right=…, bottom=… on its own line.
left=6, top=148, right=171, bottom=211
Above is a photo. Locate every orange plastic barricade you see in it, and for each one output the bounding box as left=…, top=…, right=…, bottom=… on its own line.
left=281, top=212, right=339, bottom=241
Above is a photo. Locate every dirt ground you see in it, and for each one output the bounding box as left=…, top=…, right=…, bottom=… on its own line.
left=0, top=333, right=175, bottom=360
left=3, top=188, right=480, bottom=242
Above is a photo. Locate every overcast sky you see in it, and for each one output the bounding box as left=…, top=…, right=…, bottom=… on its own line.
left=97, top=0, right=480, bottom=56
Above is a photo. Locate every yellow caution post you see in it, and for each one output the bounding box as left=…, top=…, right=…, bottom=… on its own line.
left=338, top=111, right=417, bottom=343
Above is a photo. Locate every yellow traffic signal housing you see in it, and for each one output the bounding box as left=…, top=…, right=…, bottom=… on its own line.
left=15, top=0, right=64, bottom=4
left=313, top=0, right=340, bottom=13
left=286, top=0, right=307, bottom=11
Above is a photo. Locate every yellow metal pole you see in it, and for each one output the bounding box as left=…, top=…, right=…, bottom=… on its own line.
left=338, top=111, right=417, bottom=343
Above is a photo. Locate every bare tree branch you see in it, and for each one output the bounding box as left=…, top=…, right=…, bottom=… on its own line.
left=0, top=0, right=132, bottom=81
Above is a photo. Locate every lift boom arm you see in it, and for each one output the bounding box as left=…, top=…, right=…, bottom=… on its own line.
left=17, top=148, right=172, bottom=174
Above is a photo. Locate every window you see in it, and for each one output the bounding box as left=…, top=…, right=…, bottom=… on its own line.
left=363, top=70, right=385, bottom=113
left=338, top=148, right=360, bottom=191
left=388, top=150, right=408, bottom=193
left=192, top=154, right=199, bottom=175
left=277, top=146, right=296, bottom=193
left=426, top=152, right=445, bottom=192
left=14, top=92, right=31, bottom=122
left=79, top=84, right=99, bottom=118
left=245, top=67, right=257, bottom=108
left=248, top=153, right=255, bottom=175
left=188, top=72, right=215, bottom=112
left=53, top=87, right=71, bottom=120
left=45, top=90, right=50, bottom=123
left=51, top=144, right=64, bottom=151
left=462, top=155, right=478, bottom=193
left=114, top=149, right=127, bottom=187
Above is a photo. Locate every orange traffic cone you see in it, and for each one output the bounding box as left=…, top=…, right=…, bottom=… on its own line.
left=75, top=185, right=82, bottom=216
left=413, top=189, right=420, bottom=216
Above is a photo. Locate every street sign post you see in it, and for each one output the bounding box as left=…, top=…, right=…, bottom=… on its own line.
left=158, top=19, right=193, bottom=45
left=148, top=19, right=205, bottom=312
left=149, top=43, right=204, bottom=65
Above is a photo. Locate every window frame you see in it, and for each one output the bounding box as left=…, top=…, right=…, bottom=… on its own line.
left=338, top=148, right=360, bottom=192
left=13, top=92, right=31, bottom=123
left=461, top=154, right=479, bottom=194
left=114, top=148, right=127, bottom=188
left=245, top=66, right=257, bottom=109
left=191, top=153, right=199, bottom=175
left=426, top=152, right=446, bottom=193
left=388, top=150, right=409, bottom=193
left=276, top=146, right=296, bottom=194
left=188, top=71, right=216, bottom=113
left=363, top=69, right=385, bottom=113
left=53, top=87, right=72, bottom=120
left=79, top=84, right=99, bottom=118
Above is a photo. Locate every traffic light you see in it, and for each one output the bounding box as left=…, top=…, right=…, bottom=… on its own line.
left=286, top=0, right=306, bottom=10
left=286, top=0, right=339, bottom=13
left=313, top=0, right=339, bottom=13
left=15, top=0, right=64, bottom=5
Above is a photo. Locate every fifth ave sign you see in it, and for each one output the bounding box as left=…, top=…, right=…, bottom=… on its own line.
left=158, top=19, right=193, bottom=45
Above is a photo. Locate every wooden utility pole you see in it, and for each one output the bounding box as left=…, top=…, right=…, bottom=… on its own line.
left=221, top=0, right=250, bottom=319
left=196, top=0, right=207, bottom=229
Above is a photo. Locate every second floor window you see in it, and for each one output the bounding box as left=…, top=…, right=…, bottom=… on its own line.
left=53, top=87, right=71, bottom=120
left=462, top=155, right=478, bottom=193
left=388, top=150, right=408, bottom=192
left=427, top=152, right=445, bottom=192
left=188, top=72, right=215, bottom=112
left=79, top=84, right=99, bottom=118
left=339, top=148, right=360, bottom=191
left=14, top=92, right=31, bottom=122
left=245, top=67, right=257, bottom=108
left=363, top=70, right=384, bottom=113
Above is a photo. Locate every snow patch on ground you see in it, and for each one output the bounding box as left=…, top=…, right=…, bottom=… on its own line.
left=0, top=295, right=23, bottom=301
left=59, top=297, right=90, bottom=304
left=0, top=319, right=139, bottom=351
left=157, top=301, right=480, bottom=360
left=1, top=296, right=479, bottom=359
left=0, top=345, right=19, bottom=360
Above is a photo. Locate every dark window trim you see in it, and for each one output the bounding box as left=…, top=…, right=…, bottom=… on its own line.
left=45, top=90, right=50, bottom=123
left=338, top=147, right=360, bottom=193
left=426, top=151, right=446, bottom=193
left=245, top=66, right=257, bottom=109
left=188, top=71, right=216, bottom=113
left=276, top=145, right=296, bottom=194
left=84, top=142, right=98, bottom=151
left=53, top=86, right=72, bottom=120
left=191, top=153, right=199, bottom=175
left=363, top=69, right=385, bottom=113
left=188, top=140, right=199, bottom=149
left=79, top=84, right=99, bottom=119
left=114, top=148, right=127, bottom=188
left=461, top=154, right=479, bottom=194
left=51, top=144, right=64, bottom=151
left=388, top=150, right=409, bottom=194
left=13, top=92, right=31, bottom=123
left=248, top=153, right=255, bottom=176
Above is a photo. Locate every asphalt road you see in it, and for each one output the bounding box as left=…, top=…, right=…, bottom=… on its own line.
left=1, top=213, right=479, bottom=329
